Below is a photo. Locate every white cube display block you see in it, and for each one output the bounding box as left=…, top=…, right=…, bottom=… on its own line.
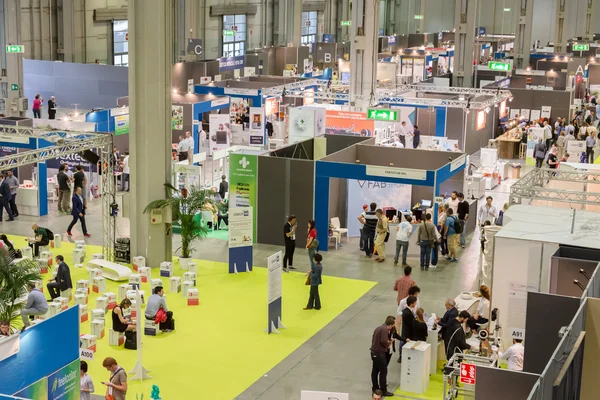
left=79, top=304, right=88, bottom=323
left=96, top=296, right=108, bottom=314
left=40, top=251, right=53, bottom=266
left=126, top=290, right=145, bottom=305
left=183, top=272, right=197, bottom=286
left=77, top=279, right=90, bottom=294
left=105, top=292, right=117, bottom=310
left=75, top=293, right=87, bottom=306
left=109, top=329, right=125, bottom=347
left=80, top=334, right=97, bottom=352
left=182, top=281, right=193, bottom=298
left=170, top=276, right=181, bottom=293
left=75, top=239, right=86, bottom=247
left=53, top=297, right=69, bottom=311
left=139, top=267, right=151, bottom=283
left=76, top=288, right=88, bottom=299
left=132, top=256, right=145, bottom=272
left=21, top=246, right=32, bottom=259
left=150, top=279, right=162, bottom=292
left=92, top=277, right=106, bottom=293
left=88, top=268, right=102, bottom=283
left=144, top=319, right=159, bottom=336
left=60, top=288, right=72, bottom=302
left=400, top=342, right=431, bottom=395
left=129, top=274, right=141, bottom=289
left=53, top=233, right=62, bottom=248
left=73, top=248, right=85, bottom=264
left=91, top=319, right=105, bottom=340
left=118, top=284, right=132, bottom=301
left=47, top=302, right=62, bottom=317
left=91, top=309, right=105, bottom=321
left=92, top=253, right=104, bottom=260
left=187, top=288, right=199, bottom=306
left=187, top=262, right=197, bottom=274
left=129, top=300, right=137, bottom=319
left=37, top=259, right=48, bottom=274
left=160, top=261, right=173, bottom=277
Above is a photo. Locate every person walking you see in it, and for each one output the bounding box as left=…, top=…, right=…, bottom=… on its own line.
left=80, top=360, right=95, bottom=400
left=437, top=204, right=448, bottom=257
left=121, top=151, right=130, bottom=191
left=443, top=208, right=459, bottom=262
left=412, top=125, right=420, bottom=148
left=359, top=203, right=378, bottom=258
left=393, top=266, right=415, bottom=305
left=477, top=196, right=497, bottom=226
left=67, top=186, right=90, bottom=237
left=304, top=253, right=323, bottom=310
left=306, top=219, right=318, bottom=268
left=374, top=209, right=388, bottom=263
left=73, top=165, right=86, bottom=203
left=57, top=164, right=71, bottom=213
left=48, top=96, right=57, bottom=120
left=5, top=170, right=18, bottom=217
left=32, top=94, right=43, bottom=118
left=370, top=316, right=397, bottom=397
left=533, top=138, right=546, bottom=168
left=586, top=131, right=596, bottom=163
left=46, top=255, right=72, bottom=300
left=393, top=215, right=412, bottom=266
left=283, top=215, right=297, bottom=272
left=357, top=204, right=368, bottom=251
left=101, top=357, right=127, bottom=400
left=0, top=173, right=14, bottom=222
left=418, top=213, right=437, bottom=270
left=457, top=193, right=469, bottom=248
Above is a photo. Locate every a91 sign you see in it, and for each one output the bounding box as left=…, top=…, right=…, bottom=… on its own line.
left=510, top=328, right=525, bottom=340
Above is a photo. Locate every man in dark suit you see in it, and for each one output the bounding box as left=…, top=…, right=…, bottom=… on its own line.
left=67, top=186, right=90, bottom=237
left=47, top=255, right=72, bottom=299
left=436, top=298, right=459, bottom=337
left=401, top=296, right=417, bottom=341
left=48, top=96, right=57, bottom=119
left=0, top=173, right=14, bottom=222
left=443, top=310, right=473, bottom=360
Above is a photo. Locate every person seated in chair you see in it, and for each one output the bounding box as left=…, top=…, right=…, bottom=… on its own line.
left=27, top=224, right=50, bottom=257
left=21, top=282, right=48, bottom=329
left=47, top=255, right=72, bottom=300
left=112, top=299, right=136, bottom=333
left=144, top=286, right=174, bottom=332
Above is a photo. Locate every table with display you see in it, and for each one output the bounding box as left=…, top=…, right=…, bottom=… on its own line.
left=496, top=130, right=522, bottom=159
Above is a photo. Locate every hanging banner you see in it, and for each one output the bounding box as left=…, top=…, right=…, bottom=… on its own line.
left=267, top=251, right=283, bottom=334
left=47, top=360, right=80, bottom=400
left=325, top=110, right=374, bottom=136
left=172, top=105, right=184, bottom=130
left=541, top=106, right=552, bottom=119
left=114, top=114, right=129, bottom=135
left=208, top=114, right=231, bottom=155
left=249, top=107, right=265, bottom=146
left=526, top=127, right=545, bottom=166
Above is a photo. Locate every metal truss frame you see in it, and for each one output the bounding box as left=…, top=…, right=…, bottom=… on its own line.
left=510, top=168, right=600, bottom=206
left=0, top=124, right=115, bottom=260
left=261, top=79, right=513, bottom=109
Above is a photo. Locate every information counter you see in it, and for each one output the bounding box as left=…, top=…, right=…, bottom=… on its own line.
left=16, top=187, right=40, bottom=216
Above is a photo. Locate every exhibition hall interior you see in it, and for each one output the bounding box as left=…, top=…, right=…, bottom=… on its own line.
left=2, top=0, right=600, bottom=399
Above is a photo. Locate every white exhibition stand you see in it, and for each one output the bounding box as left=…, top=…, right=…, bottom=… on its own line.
left=86, top=259, right=132, bottom=281
left=129, top=290, right=151, bottom=381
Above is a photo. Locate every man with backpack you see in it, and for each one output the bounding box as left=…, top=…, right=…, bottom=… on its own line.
left=27, top=224, right=52, bottom=257
left=443, top=208, right=461, bottom=262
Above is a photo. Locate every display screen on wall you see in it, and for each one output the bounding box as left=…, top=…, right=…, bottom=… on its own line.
left=476, top=111, right=486, bottom=130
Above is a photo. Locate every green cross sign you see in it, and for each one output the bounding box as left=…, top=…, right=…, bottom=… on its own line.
left=488, top=61, right=510, bottom=71
left=5, top=45, right=24, bottom=53
left=367, top=109, right=397, bottom=121
left=573, top=44, right=589, bottom=51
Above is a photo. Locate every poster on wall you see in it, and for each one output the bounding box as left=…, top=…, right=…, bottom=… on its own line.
left=208, top=114, right=230, bottom=155
left=526, top=127, right=545, bottom=166
left=47, top=360, right=80, bottom=400
left=229, top=153, right=257, bottom=238
left=509, top=108, right=520, bottom=120
left=303, top=88, right=315, bottom=105
left=228, top=207, right=253, bottom=248
left=530, top=110, right=541, bottom=122
left=114, top=114, right=129, bottom=136
left=520, top=108, right=531, bottom=121
left=541, top=106, right=552, bottom=119
left=172, top=106, right=184, bottom=130
left=249, top=107, right=265, bottom=146
left=304, top=59, right=313, bottom=74
left=283, top=64, right=297, bottom=77
left=476, top=110, right=487, bottom=130
left=325, top=110, right=374, bottom=136
left=346, top=179, right=412, bottom=237
left=14, top=377, right=48, bottom=400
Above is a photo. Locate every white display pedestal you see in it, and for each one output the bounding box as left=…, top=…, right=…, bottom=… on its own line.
left=16, top=187, right=40, bottom=216
left=400, top=341, right=431, bottom=395
left=426, top=329, right=439, bottom=375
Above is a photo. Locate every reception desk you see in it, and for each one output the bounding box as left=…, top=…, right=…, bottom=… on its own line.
left=16, top=187, right=40, bottom=216
left=496, top=131, right=522, bottom=159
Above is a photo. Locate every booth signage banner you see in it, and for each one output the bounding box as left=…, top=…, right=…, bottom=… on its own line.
left=229, top=153, right=257, bottom=236
left=567, top=140, right=586, bottom=162
left=265, top=98, right=279, bottom=116
left=224, top=87, right=259, bottom=96
left=301, top=390, right=350, bottom=400
left=219, top=55, right=245, bottom=72
left=530, top=110, right=541, bottom=122
left=14, top=377, right=47, bottom=399
left=526, top=127, right=545, bottom=165
left=366, top=165, right=427, bottom=181
left=249, top=107, right=265, bottom=145
left=208, top=114, right=231, bottom=154
left=450, top=154, right=466, bottom=172
left=325, top=110, right=374, bottom=136
left=114, top=114, right=129, bottom=136
left=172, top=106, right=183, bottom=130
left=187, top=78, right=194, bottom=92
left=200, top=77, right=211, bottom=84
left=228, top=207, right=253, bottom=248
left=510, top=327, right=525, bottom=340
left=541, top=106, right=552, bottom=119
left=267, top=250, right=283, bottom=334
left=211, top=97, right=229, bottom=108
left=0, top=133, right=29, bottom=144
left=110, top=106, right=129, bottom=117
left=47, top=360, right=80, bottom=400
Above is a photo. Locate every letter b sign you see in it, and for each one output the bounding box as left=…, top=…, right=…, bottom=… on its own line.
left=324, top=53, right=332, bottom=63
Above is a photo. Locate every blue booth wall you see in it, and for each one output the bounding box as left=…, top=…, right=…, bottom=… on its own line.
left=0, top=307, right=79, bottom=395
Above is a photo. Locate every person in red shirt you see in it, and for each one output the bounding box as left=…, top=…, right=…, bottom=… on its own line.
left=32, top=94, right=43, bottom=118
left=393, top=266, right=416, bottom=305
left=306, top=219, right=317, bottom=268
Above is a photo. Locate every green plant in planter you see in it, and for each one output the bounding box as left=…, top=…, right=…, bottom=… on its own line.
left=144, top=183, right=219, bottom=259
left=0, top=253, right=42, bottom=330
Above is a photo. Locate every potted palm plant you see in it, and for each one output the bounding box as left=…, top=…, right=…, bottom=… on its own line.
left=144, top=183, right=218, bottom=270
left=0, top=253, right=42, bottom=331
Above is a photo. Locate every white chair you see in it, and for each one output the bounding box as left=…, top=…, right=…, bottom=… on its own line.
left=328, top=234, right=339, bottom=250
left=201, top=210, right=216, bottom=231
left=330, top=217, right=348, bottom=242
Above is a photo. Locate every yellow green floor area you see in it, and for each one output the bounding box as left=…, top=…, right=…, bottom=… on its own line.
left=394, top=361, right=466, bottom=399
left=9, top=235, right=375, bottom=399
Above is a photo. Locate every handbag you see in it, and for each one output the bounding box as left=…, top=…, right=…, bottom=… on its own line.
left=423, top=222, right=435, bottom=249
left=305, top=275, right=311, bottom=285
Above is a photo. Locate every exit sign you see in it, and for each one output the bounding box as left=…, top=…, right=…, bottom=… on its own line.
left=367, top=109, right=397, bottom=121
left=414, top=15, right=424, bottom=20
left=11, top=84, right=18, bottom=91
left=573, top=44, right=589, bottom=51
left=222, top=30, right=235, bottom=36
left=340, top=21, right=351, bottom=27
left=488, top=61, right=511, bottom=71
left=5, top=45, right=24, bottom=53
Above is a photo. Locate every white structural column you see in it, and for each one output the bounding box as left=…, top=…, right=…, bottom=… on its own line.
left=582, top=0, right=595, bottom=41
left=349, top=0, right=379, bottom=105
left=453, top=0, right=477, bottom=88
left=61, top=0, right=75, bottom=62
left=128, top=0, right=173, bottom=267
left=277, top=0, right=302, bottom=46
left=1, top=0, right=25, bottom=116
left=513, top=0, right=534, bottom=69
left=554, top=0, right=569, bottom=53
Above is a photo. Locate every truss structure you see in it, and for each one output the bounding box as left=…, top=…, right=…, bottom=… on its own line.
left=510, top=168, right=600, bottom=206
left=0, top=124, right=115, bottom=260
left=261, top=79, right=513, bottom=109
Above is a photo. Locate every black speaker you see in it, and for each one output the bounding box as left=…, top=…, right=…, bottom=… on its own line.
left=79, top=150, right=100, bottom=164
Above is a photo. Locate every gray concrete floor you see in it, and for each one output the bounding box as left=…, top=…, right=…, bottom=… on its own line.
left=0, top=175, right=517, bottom=399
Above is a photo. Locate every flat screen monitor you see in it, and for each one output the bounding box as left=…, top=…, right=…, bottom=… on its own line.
left=341, top=72, right=351, bottom=84
left=421, top=199, right=432, bottom=208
